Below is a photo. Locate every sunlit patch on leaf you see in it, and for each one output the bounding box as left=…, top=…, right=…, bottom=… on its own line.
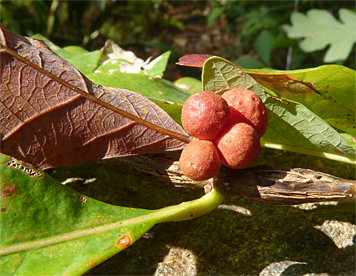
left=174, top=77, right=202, bottom=94
left=143, top=51, right=171, bottom=78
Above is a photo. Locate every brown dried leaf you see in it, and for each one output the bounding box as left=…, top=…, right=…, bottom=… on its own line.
left=0, top=24, right=188, bottom=169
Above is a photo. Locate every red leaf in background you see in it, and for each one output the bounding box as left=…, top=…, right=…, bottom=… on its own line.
left=176, top=54, right=213, bottom=68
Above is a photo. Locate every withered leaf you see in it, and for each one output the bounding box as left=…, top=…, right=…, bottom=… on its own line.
left=0, top=24, right=188, bottom=169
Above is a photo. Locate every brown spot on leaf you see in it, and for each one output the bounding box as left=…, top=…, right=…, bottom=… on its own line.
left=333, top=150, right=346, bottom=155
left=249, top=73, right=319, bottom=95
left=76, top=195, right=87, bottom=203
left=117, top=235, right=131, bottom=249
left=1, top=204, right=7, bottom=212
left=18, top=235, right=23, bottom=240
left=1, top=184, right=17, bottom=200
left=347, top=136, right=356, bottom=144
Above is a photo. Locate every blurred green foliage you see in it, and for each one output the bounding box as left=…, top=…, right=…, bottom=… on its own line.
left=283, top=9, right=356, bottom=63
left=1, top=0, right=355, bottom=74
left=207, top=0, right=355, bottom=69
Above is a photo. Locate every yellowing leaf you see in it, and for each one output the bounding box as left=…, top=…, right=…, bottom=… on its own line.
left=283, top=9, right=356, bottom=62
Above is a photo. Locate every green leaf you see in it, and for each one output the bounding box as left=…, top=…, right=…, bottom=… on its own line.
left=144, top=51, right=171, bottom=78
left=207, top=5, right=224, bottom=28
left=0, top=155, right=158, bottom=275
left=86, top=69, right=191, bottom=105
left=62, top=45, right=89, bottom=55
left=283, top=9, right=356, bottom=62
left=244, top=65, right=356, bottom=137
left=254, top=30, right=274, bottom=64
left=173, top=77, right=202, bottom=94
left=32, top=34, right=102, bottom=75
left=340, top=133, right=356, bottom=151
left=31, top=33, right=62, bottom=50
left=152, top=100, right=183, bottom=127
left=0, top=154, right=224, bottom=275
left=202, top=57, right=356, bottom=164
left=58, top=48, right=102, bottom=75
left=234, top=55, right=265, bottom=69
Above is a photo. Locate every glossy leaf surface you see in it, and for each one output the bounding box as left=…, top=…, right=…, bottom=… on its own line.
left=0, top=153, right=159, bottom=275
left=173, top=77, right=202, bottom=94
left=143, top=51, right=171, bottom=78
left=0, top=153, right=224, bottom=275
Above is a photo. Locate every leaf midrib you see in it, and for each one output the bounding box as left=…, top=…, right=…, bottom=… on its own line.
left=0, top=209, right=159, bottom=256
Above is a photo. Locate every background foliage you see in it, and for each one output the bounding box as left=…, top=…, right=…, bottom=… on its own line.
left=1, top=0, right=355, bottom=78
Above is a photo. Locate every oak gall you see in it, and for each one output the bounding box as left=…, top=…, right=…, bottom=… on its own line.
left=222, top=88, right=268, bottom=138
left=179, top=140, right=221, bottom=181
left=181, top=91, right=230, bottom=141
left=214, top=123, right=261, bottom=169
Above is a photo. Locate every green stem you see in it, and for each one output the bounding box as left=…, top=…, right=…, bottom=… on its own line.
left=155, top=188, right=225, bottom=223
left=261, top=141, right=356, bottom=165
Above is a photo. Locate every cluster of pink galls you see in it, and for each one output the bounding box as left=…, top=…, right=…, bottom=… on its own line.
left=179, top=88, right=268, bottom=181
